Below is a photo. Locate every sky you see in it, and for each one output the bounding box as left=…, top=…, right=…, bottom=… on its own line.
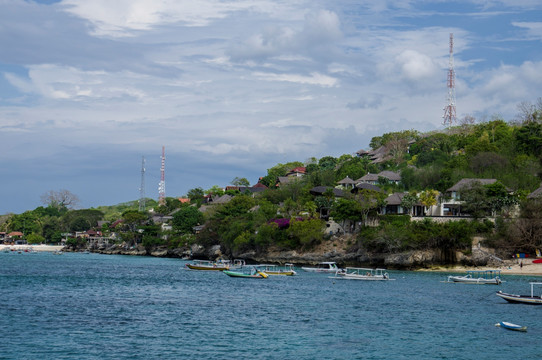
left=1, top=0, right=541, bottom=214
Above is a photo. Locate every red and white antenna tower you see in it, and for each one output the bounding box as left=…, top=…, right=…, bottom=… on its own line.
left=158, top=146, right=166, bottom=206
left=443, top=33, right=456, bottom=126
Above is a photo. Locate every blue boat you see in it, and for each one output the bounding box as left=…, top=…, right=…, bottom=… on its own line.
left=495, top=321, right=527, bottom=332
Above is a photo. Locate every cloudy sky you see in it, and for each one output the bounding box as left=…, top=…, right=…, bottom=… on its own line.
left=1, top=0, right=541, bottom=214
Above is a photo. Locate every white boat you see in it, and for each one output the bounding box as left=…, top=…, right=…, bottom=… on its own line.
left=330, top=267, right=393, bottom=281
left=496, top=282, right=542, bottom=305
left=256, top=264, right=297, bottom=276
left=447, top=270, right=502, bottom=285
left=495, top=321, right=527, bottom=332
left=301, top=262, right=341, bottom=273
left=185, top=259, right=245, bottom=271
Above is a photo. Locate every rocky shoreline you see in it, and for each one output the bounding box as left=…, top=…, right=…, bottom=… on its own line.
left=64, top=238, right=505, bottom=271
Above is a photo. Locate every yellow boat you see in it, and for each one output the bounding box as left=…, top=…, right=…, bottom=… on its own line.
left=257, top=263, right=297, bottom=276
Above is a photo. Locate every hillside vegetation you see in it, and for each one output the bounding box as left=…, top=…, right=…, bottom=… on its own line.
left=3, top=99, right=542, bottom=264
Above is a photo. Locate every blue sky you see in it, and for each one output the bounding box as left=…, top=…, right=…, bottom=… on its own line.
left=1, top=0, right=541, bottom=214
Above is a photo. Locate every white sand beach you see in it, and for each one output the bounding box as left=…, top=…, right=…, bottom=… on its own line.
left=0, top=244, right=64, bottom=252
left=419, top=258, right=542, bottom=277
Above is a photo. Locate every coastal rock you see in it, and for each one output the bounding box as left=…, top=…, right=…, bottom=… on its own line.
left=150, top=248, right=168, bottom=257
left=190, top=244, right=206, bottom=257
left=208, top=245, right=222, bottom=259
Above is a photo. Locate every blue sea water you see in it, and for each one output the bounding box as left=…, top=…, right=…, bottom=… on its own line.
left=0, top=252, right=541, bottom=360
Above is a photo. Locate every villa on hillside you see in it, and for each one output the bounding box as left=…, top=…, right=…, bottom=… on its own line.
left=381, top=192, right=425, bottom=217
left=355, top=171, right=401, bottom=185
left=527, top=183, right=542, bottom=199
left=277, top=166, right=306, bottom=186
left=440, top=178, right=504, bottom=216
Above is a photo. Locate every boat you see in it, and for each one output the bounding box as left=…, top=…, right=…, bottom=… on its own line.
left=447, top=270, right=502, bottom=285
left=185, top=259, right=231, bottom=271
left=256, top=264, right=297, bottom=276
left=330, top=267, right=393, bottom=281
left=301, top=262, right=341, bottom=273
left=495, top=322, right=527, bottom=332
left=496, top=282, right=542, bottom=305
left=185, top=259, right=246, bottom=271
left=223, top=267, right=269, bottom=279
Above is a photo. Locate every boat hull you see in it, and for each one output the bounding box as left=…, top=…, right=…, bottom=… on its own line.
left=265, top=270, right=296, bottom=276
left=223, top=270, right=268, bottom=279
left=496, top=291, right=542, bottom=305
left=448, top=276, right=501, bottom=285
left=185, top=264, right=228, bottom=271
left=496, top=321, right=527, bottom=332
left=335, top=274, right=390, bottom=281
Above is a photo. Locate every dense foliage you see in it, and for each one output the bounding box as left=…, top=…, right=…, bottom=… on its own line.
left=3, top=100, right=542, bottom=259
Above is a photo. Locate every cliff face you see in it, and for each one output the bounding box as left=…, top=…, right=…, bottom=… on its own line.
left=67, top=234, right=497, bottom=269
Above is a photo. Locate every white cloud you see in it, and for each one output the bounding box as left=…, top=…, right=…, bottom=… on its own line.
left=60, top=0, right=300, bottom=37
left=480, top=61, right=542, bottom=102
left=252, top=71, right=338, bottom=87
left=396, top=50, right=439, bottom=81
left=6, top=64, right=149, bottom=101
left=512, top=21, right=542, bottom=39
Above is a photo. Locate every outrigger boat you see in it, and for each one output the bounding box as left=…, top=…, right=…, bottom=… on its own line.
left=185, top=259, right=245, bottom=271
left=223, top=267, right=269, bottom=279
left=496, top=282, right=542, bottom=305
left=257, top=264, right=297, bottom=276
left=495, top=322, right=527, bottom=332
left=301, top=262, right=341, bottom=273
left=447, top=270, right=502, bottom=285
left=330, top=267, right=393, bottom=281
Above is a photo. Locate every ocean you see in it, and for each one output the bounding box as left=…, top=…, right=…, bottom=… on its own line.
left=0, top=252, right=540, bottom=359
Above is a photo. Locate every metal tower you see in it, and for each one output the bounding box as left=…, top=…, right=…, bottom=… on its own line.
left=443, top=33, right=456, bottom=126
left=138, top=156, right=146, bottom=212
left=158, top=146, right=166, bottom=206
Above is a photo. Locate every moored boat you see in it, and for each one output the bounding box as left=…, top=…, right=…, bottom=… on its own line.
left=330, top=267, right=393, bottom=281
left=256, top=264, right=297, bottom=276
left=496, top=282, right=542, bottom=305
left=301, top=262, right=341, bottom=273
left=495, top=321, right=527, bottom=332
left=447, top=270, right=502, bottom=285
left=185, top=259, right=231, bottom=271
left=223, top=267, right=268, bottom=279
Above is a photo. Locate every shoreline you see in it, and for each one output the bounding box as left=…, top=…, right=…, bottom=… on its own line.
left=3, top=243, right=542, bottom=276
left=0, top=244, right=64, bottom=252
left=416, top=258, right=542, bottom=276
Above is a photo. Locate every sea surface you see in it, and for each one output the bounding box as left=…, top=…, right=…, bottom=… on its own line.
left=1, top=252, right=541, bottom=359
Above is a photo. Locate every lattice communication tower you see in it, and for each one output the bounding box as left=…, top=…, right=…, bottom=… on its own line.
left=158, top=146, right=166, bottom=206
left=138, top=156, right=146, bottom=212
left=443, top=33, right=456, bottom=126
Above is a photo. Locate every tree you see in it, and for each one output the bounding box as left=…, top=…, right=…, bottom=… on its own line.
left=419, top=190, right=439, bottom=215
left=231, top=177, right=250, bottom=187
left=331, top=198, right=359, bottom=232
left=40, top=189, right=80, bottom=210
left=461, top=182, right=519, bottom=218
left=500, top=199, right=542, bottom=254
left=172, top=206, right=204, bottom=234
left=26, top=233, right=45, bottom=244
left=400, top=192, right=419, bottom=215
left=287, top=218, right=325, bottom=248
left=354, top=189, right=387, bottom=226
left=516, top=98, right=542, bottom=124
left=206, top=185, right=224, bottom=197
left=187, top=187, right=205, bottom=204
left=121, top=210, right=148, bottom=245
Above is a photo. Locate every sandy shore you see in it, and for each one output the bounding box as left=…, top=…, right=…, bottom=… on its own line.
left=0, top=244, right=64, bottom=252
left=418, top=258, right=542, bottom=277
